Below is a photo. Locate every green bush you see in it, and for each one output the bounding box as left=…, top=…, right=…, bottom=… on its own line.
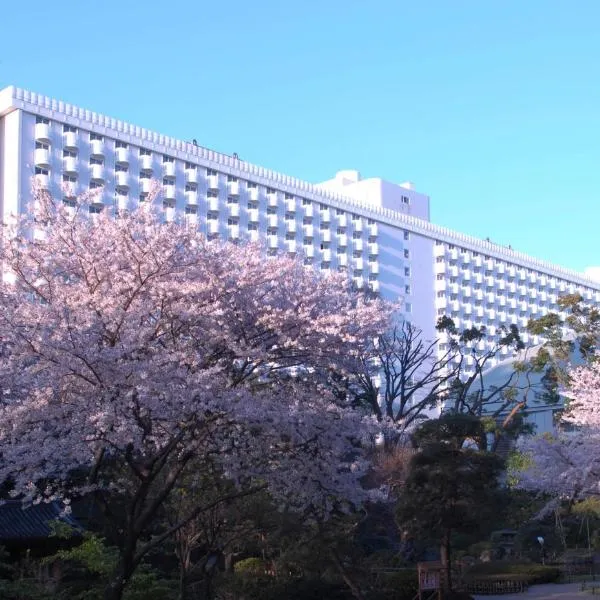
left=233, top=557, right=266, bottom=576
left=367, top=569, right=418, bottom=600
left=464, top=561, right=561, bottom=585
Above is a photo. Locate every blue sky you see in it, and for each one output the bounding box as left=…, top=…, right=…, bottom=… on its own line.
left=1, top=1, right=599, bottom=273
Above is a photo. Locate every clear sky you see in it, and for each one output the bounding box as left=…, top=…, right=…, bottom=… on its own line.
left=1, top=1, right=599, bottom=273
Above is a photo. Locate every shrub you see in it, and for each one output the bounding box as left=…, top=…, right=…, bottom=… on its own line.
left=464, top=561, right=560, bottom=585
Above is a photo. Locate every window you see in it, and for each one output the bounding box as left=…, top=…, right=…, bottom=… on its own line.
left=36, top=116, right=50, bottom=124
left=247, top=181, right=257, bottom=189
left=267, top=207, right=277, bottom=215
left=403, top=231, right=410, bottom=241
left=368, top=218, right=375, bottom=225
left=436, top=256, right=444, bottom=263
left=90, top=133, right=103, bottom=141
left=162, top=177, right=173, bottom=185
left=89, top=205, right=103, bottom=214
left=185, top=206, right=197, bottom=214
left=62, top=175, right=76, bottom=183
left=90, top=157, right=103, bottom=165
left=303, top=217, right=312, bottom=225
left=401, top=196, right=409, bottom=204
left=185, top=183, right=197, bottom=192
left=248, top=223, right=258, bottom=231
left=284, top=193, right=293, bottom=200
left=63, top=125, right=77, bottom=133
left=139, top=193, right=148, bottom=202
left=336, top=209, right=344, bottom=216
left=227, top=217, right=239, bottom=225
left=227, top=175, right=238, bottom=182
left=115, top=141, right=128, bottom=149
left=35, top=141, right=49, bottom=149
left=437, top=274, right=444, bottom=280
left=405, top=284, right=411, bottom=294
left=267, top=187, right=275, bottom=194
left=336, top=227, right=346, bottom=234
left=404, top=249, right=410, bottom=259
left=163, top=156, right=174, bottom=163
left=140, top=148, right=152, bottom=156
left=207, top=168, right=218, bottom=176
left=63, top=150, right=76, bottom=158
left=185, top=162, right=194, bottom=169
left=351, top=214, right=360, bottom=221
left=207, top=190, right=218, bottom=198
left=285, top=232, right=295, bottom=240
left=35, top=167, right=48, bottom=175
left=89, top=182, right=102, bottom=189
left=353, top=231, right=362, bottom=239
left=404, top=267, right=411, bottom=277
left=302, top=198, right=311, bottom=206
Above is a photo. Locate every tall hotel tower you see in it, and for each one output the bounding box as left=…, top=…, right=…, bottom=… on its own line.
left=1, top=85, right=598, bottom=375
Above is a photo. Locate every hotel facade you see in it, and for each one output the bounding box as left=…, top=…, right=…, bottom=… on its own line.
left=1, top=85, right=598, bottom=374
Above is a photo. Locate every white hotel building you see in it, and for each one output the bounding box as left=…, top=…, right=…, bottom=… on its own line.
left=1, top=85, right=599, bottom=374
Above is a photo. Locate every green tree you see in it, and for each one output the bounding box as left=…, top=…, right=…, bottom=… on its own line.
left=396, top=414, right=504, bottom=592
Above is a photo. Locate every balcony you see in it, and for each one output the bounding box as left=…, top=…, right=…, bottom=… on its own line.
left=228, top=203, right=240, bottom=217
left=369, top=262, right=379, bottom=274
left=35, top=122, right=51, bottom=143
left=321, top=249, right=332, bottom=262
left=140, top=155, right=153, bottom=172
left=267, top=235, right=278, bottom=249
left=370, top=280, right=380, bottom=293
left=163, top=185, right=176, bottom=202
left=207, top=221, right=219, bottom=235
left=163, top=162, right=176, bottom=178
left=90, top=140, right=104, bottom=158
left=286, top=220, right=297, bottom=233
left=34, top=173, right=49, bottom=189
left=228, top=225, right=240, bottom=240
left=368, top=223, right=378, bottom=237
left=267, top=193, right=278, bottom=208
left=435, top=280, right=447, bottom=292
left=337, top=233, right=348, bottom=247
left=63, top=131, right=78, bottom=150
left=226, top=181, right=239, bottom=197
left=90, top=164, right=104, bottom=182
left=249, top=230, right=260, bottom=243
left=63, top=157, right=78, bottom=174
left=285, top=198, right=296, bottom=212
left=353, top=276, right=364, bottom=288
left=115, top=147, right=129, bottom=165
left=115, top=172, right=129, bottom=188
left=338, top=254, right=348, bottom=267
left=353, top=219, right=363, bottom=232
left=185, top=191, right=198, bottom=205
left=140, top=179, right=153, bottom=193
left=248, top=187, right=260, bottom=202
left=208, top=197, right=220, bottom=212
left=304, top=245, right=315, bottom=258
left=353, top=257, right=364, bottom=270
left=267, top=214, right=278, bottom=228
left=285, top=240, right=296, bottom=254
left=321, top=230, right=331, bottom=243
left=320, top=209, right=331, bottom=222
left=303, top=204, right=314, bottom=218
left=34, top=148, right=50, bottom=167
left=185, top=169, right=198, bottom=184
left=353, top=238, right=364, bottom=252
left=248, top=209, right=259, bottom=222
left=207, top=174, right=219, bottom=190
left=336, top=213, right=347, bottom=227
left=303, top=224, right=314, bottom=238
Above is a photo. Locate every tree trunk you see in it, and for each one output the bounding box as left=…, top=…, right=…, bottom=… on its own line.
left=104, top=542, right=137, bottom=600
left=329, top=548, right=366, bottom=600
left=440, top=529, right=452, bottom=592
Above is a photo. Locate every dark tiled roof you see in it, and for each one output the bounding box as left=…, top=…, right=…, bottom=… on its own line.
left=0, top=500, right=80, bottom=541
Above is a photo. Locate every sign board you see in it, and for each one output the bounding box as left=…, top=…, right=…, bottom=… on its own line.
left=416, top=562, right=443, bottom=600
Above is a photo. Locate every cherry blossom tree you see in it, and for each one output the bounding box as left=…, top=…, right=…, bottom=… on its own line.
left=0, top=184, right=391, bottom=600
left=515, top=360, right=600, bottom=503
